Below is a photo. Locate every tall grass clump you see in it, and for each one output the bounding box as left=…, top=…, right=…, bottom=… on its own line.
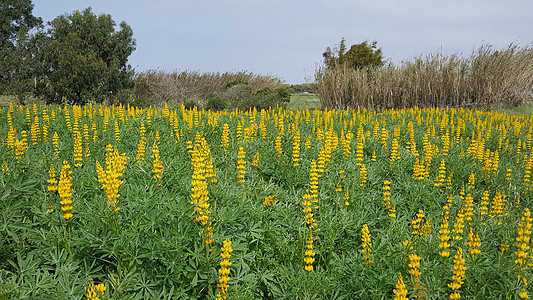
left=316, top=44, right=533, bottom=109
left=134, top=70, right=284, bottom=106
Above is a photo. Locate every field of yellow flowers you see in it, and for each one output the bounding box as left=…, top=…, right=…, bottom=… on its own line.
left=0, top=102, right=532, bottom=299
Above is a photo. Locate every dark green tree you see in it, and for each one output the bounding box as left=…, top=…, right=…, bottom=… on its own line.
left=323, top=38, right=384, bottom=70
left=38, top=7, right=136, bottom=104
left=0, top=0, right=41, bottom=49
left=0, top=0, right=42, bottom=98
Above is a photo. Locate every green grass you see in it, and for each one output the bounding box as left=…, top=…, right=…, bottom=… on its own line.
left=0, top=95, right=18, bottom=107
left=287, top=93, right=321, bottom=110
left=0, top=95, right=45, bottom=107
left=493, top=101, right=533, bottom=115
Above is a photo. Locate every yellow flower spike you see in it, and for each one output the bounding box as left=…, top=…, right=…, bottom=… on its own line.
left=389, top=137, right=400, bottom=166
left=361, top=224, right=373, bottom=265
left=190, top=133, right=215, bottom=249
left=489, top=191, right=506, bottom=220
left=275, top=135, right=283, bottom=158
left=410, top=210, right=425, bottom=236
left=73, top=131, right=83, bottom=168
left=382, top=180, right=395, bottom=218
left=236, top=146, right=246, bottom=186
left=434, top=159, right=446, bottom=187
left=515, top=208, right=532, bottom=295
left=448, top=247, right=466, bottom=299
left=58, top=161, right=73, bottom=220
left=438, top=214, right=451, bottom=258
left=466, top=228, right=481, bottom=257
left=359, top=163, right=367, bottom=187
left=464, top=194, right=474, bottom=224
left=344, top=189, right=349, bottom=206
left=393, top=273, right=408, bottom=300
left=292, top=130, right=300, bottom=166
left=304, top=231, right=315, bottom=272
left=467, top=172, right=475, bottom=190
left=452, top=207, right=465, bottom=240
left=152, top=143, right=164, bottom=181
left=408, top=253, right=424, bottom=297
left=221, top=123, right=230, bottom=152
left=216, top=239, right=233, bottom=299
left=519, top=290, right=528, bottom=299
left=47, top=165, right=58, bottom=192
left=98, top=145, right=128, bottom=211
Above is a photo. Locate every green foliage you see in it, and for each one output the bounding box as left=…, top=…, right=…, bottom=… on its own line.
left=323, top=38, right=384, bottom=70
left=183, top=99, right=199, bottom=110
left=224, top=83, right=252, bottom=105
left=0, top=0, right=42, bottom=98
left=224, top=78, right=249, bottom=89
left=37, top=7, right=135, bottom=104
left=205, top=93, right=228, bottom=111
left=1, top=103, right=533, bottom=298
left=236, top=87, right=291, bottom=110
left=0, top=0, right=41, bottom=49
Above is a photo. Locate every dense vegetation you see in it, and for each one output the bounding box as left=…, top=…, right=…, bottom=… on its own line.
left=322, top=38, right=384, bottom=71
left=2, top=2, right=531, bottom=111
left=132, top=70, right=289, bottom=110
left=0, top=4, right=135, bottom=105
left=1, top=102, right=532, bottom=299
left=316, top=42, right=533, bottom=110
left=0, top=2, right=290, bottom=109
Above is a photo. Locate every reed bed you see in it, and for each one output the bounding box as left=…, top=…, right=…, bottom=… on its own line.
left=317, top=44, right=533, bottom=110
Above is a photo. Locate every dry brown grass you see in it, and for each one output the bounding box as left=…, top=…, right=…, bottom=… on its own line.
left=134, top=70, right=284, bottom=106
left=316, top=44, right=533, bottom=110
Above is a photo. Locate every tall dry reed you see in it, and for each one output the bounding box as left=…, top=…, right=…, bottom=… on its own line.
left=316, top=44, right=533, bottom=110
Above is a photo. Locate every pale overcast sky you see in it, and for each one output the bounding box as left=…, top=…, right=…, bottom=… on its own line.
left=32, top=0, right=533, bottom=84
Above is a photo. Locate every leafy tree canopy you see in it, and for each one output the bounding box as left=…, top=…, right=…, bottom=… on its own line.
left=0, top=0, right=41, bottom=49
left=323, top=38, right=384, bottom=70
left=38, top=7, right=136, bottom=104
left=0, top=0, right=42, bottom=98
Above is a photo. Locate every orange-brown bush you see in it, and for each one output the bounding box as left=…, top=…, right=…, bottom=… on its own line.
left=316, top=44, right=533, bottom=110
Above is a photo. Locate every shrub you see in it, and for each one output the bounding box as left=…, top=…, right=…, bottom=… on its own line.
left=133, top=70, right=283, bottom=106
left=130, top=96, right=152, bottom=108
left=237, top=87, right=291, bottom=110
left=225, top=84, right=252, bottom=106
left=183, top=99, right=199, bottom=110
left=205, top=93, right=228, bottom=111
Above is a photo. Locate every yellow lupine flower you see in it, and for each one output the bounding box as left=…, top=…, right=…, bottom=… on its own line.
left=361, top=224, right=373, bottom=265
left=304, top=231, right=315, bottom=272
left=58, top=161, right=73, bottom=220
left=86, top=280, right=106, bottom=300
left=448, top=247, right=466, bottom=299
left=393, top=273, right=408, bottom=300
left=216, top=239, right=233, bottom=299
left=236, top=146, right=246, bottom=186
left=47, top=165, right=58, bottom=192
